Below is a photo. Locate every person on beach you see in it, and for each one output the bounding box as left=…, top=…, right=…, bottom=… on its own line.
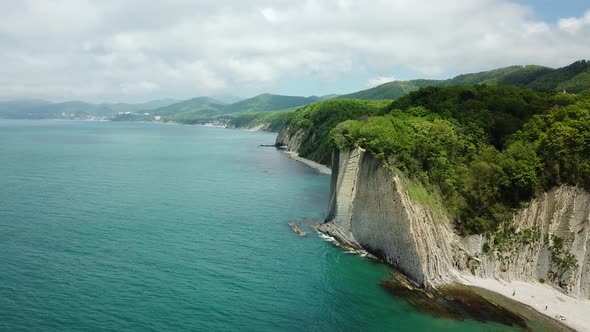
left=512, top=290, right=515, bottom=296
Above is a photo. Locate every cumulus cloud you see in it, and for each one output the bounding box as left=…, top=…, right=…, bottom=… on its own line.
left=0, top=0, right=588, bottom=102
left=367, top=76, right=396, bottom=87
left=558, top=11, right=590, bottom=33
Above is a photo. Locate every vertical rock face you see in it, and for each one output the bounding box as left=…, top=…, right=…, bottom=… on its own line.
left=323, top=147, right=590, bottom=299
left=466, top=186, right=590, bottom=299
left=275, top=127, right=305, bottom=152
left=323, top=148, right=459, bottom=288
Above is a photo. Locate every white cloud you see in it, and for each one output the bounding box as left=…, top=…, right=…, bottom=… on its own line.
left=0, top=0, right=589, bottom=102
left=367, top=76, right=396, bottom=87
left=558, top=10, right=590, bottom=34
left=120, top=81, right=160, bottom=95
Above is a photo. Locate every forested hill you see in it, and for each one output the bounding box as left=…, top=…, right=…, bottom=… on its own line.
left=222, top=94, right=321, bottom=113
left=341, top=60, right=590, bottom=100
left=275, top=85, right=590, bottom=235
left=112, top=93, right=324, bottom=123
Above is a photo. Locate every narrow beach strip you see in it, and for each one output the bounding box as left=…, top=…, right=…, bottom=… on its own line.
left=284, top=151, right=331, bottom=175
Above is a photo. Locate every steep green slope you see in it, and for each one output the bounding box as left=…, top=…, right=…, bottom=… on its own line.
left=222, top=93, right=321, bottom=113
left=229, top=109, right=295, bottom=132
left=339, top=60, right=588, bottom=100
left=525, top=60, right=590, bottom=93
left=340, top=80, right=440, bottom=100
left=279, top=99, right=391, bottom=165
left=494, top=66, right=552, bottom=86
left=447, top=65, right=549, bottom=85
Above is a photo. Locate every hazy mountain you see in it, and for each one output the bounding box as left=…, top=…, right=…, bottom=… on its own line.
left=0, top=99, right=179, bottom=119
left=103, top=99, right=179, bottom=113
left=0, top=99, right=52, bottom=117
left=145, top=94, right=322, bottom=123
left=209, top=94, right=244, bottom=104
left=149, top=97, right=227, bottom=123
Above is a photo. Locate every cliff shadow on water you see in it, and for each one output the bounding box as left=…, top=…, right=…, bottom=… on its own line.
left=380, top=272, right=572, bottom=331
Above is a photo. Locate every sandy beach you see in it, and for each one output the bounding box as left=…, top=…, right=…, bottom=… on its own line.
left=284, top=151, right=332, bottom=175
left=460, top=275, right=590, bottom=331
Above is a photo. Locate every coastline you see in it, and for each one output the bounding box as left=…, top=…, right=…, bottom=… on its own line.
left=316, top=227, right=588, bottom=331
left=245, top=123, right=589, bottom=330
left=230, top=124, right=331, bottom=174
left=283, top=151, right=332, bottom=175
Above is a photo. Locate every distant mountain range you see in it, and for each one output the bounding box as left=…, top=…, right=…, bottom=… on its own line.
left=0, top=98, right=178, bottom=120
left=113, top=93, right=331, bottom=124
left=1, top=60, right=588, bottom=122
left=341, top=60, right=590, bottom=100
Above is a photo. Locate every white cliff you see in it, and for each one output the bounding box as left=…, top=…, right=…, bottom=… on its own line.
left=320, top=147, right=590, bottom=300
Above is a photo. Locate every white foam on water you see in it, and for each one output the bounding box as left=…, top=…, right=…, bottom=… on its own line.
left=318, top=233, right=335, bottom=242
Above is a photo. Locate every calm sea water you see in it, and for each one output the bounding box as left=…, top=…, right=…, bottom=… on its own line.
left=0, top=120, right=523, bottom=331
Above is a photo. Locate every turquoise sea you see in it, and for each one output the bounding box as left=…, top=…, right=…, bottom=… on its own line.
left=0, top=120, right=526, bottom=331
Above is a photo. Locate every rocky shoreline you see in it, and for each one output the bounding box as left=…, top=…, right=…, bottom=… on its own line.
left=316, top=224, right=579, bottom=331
left=286, top=144, right=590, bottom=331
left=283, top=151, right=331, bottom=175
left=252, top=124, right=590, bottom=330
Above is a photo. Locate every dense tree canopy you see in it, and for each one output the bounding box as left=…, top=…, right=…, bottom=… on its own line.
left=282, top=99, right=390, bottom=165
left=332, top=86, right=588, bottom=234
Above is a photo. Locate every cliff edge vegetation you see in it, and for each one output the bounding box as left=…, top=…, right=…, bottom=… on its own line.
left=332, top=86, right=589, bottom=235
left=275, top=99, right=390, bottom=165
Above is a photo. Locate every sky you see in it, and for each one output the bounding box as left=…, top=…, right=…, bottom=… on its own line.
left=0, top=0, right=589, bottom=103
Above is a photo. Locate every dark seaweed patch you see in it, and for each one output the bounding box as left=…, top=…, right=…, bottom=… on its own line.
left=380, top=274, right=528, bottom=330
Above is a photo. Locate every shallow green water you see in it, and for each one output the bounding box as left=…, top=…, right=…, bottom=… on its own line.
left=0, top=120, right=525, bottom=331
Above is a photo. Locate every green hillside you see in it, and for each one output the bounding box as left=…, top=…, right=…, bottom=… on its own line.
left=145, top=93, right=323, bottom=124
left=229, top=109, right=295, bottom=132
left=222, top=93, right=321, bottom=113
left=446, top=65, right=548, bottom=85
left=150, top=97, right=226, bottom=123
left=154, top=97, right=225, bottom=116
left=340, top=80, right=439, bottom=100
left=524, top=60, right=590, bottom=92
left=279, top=99, right=391, bottom=164
left=339, top=60, right=589, bottom=100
